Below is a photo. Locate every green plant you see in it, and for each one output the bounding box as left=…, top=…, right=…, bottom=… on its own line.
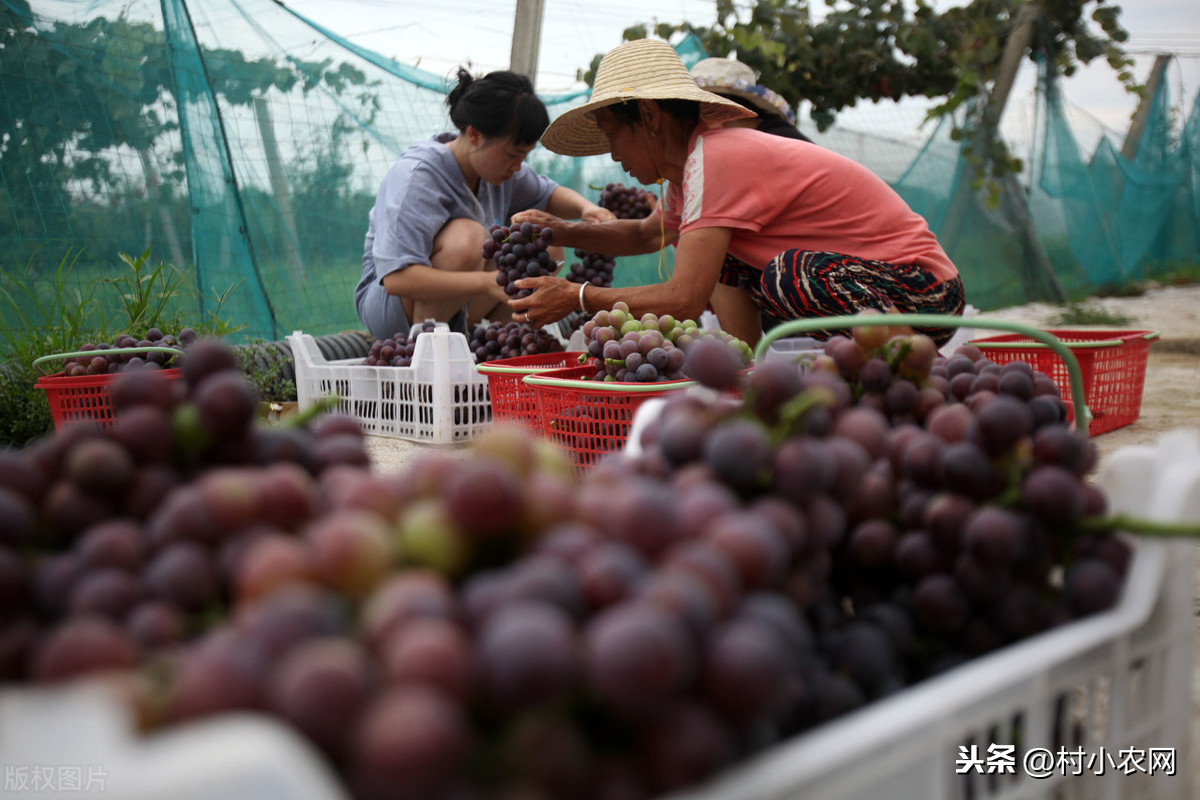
left=0, top=248, right=105, bottom=445
left=1146, top=261, right=1200, bottom=287
left=104, top=248, right=190, bottom=335
left=235, top=342, right=298, bottom=403
left=0, top=246, right=250, bottom=446
left=0, top=247, right=104, bottom=364
left=1048, top=301, right=1132, bottom=326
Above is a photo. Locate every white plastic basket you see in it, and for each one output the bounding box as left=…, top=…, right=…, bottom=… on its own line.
left=1, top=433, right=1195, bottom=800
left=289, top=327, right=491, bottom=444
left=0, top=684, right=348, bottom=800
left=759, top=334, right=825, bottom=371
left=662, top=429, right=1199, bottom=800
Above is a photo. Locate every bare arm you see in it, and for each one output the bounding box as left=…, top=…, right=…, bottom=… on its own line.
left=544, top=186, right=616, bottom=224
left=382, top=264, right=504, bottom=305
left=509, top=226, right=730, bottom=324
left=511, top=208, right=676, bottom=257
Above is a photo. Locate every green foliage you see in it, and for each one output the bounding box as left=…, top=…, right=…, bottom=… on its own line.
left=1048, top=301, right=1132, bottom=326
left=0, top=246, right=246, bottom=446
left=0, top=4, right=377, bottom=271
left=234, top=342, right=298, bottom=403
left=1147, top=261, right=1200, bottom=287
left=604, top=0, right=1139, bottom=191
left=0, top=247, right=101, bottom=446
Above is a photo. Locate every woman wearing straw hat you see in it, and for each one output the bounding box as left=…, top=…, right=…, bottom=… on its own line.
left=508, top=38, right=964, bottom=348
left=690, top=55, right=812, bottom=142
left=354, top=67, right=612, bottom=341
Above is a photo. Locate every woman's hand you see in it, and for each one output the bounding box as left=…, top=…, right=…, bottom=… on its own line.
left=511, top=208, right=564, bottom=231
left=508, top=276, right=577, bottom=327
left=581, top=205, right=617, bottom=224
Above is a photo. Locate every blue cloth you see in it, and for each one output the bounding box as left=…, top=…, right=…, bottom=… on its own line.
left=354, top=135, right=558, bottom=339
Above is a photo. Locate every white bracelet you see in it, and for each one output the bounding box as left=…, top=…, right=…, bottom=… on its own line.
left=578, top=281, right=589, bottom=314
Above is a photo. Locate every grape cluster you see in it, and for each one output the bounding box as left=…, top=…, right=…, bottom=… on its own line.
left=0, top=313, right=1156, bottom=800
left=597, top=182, right=654, bottom=219
left=580, top=302, right=752, bottom=383
left=483, top=221, right=557, bottom=299
left=621, top=319, right=1129, bottom=726
left=565, top=249, right=615, bottom=288
left=469, top=321, right=564, bottom=364
left=362, top=320, right=438, bottom=367
left=0, top=337, right=371, bottom=683
left=60, top=327, right=196, bottom=377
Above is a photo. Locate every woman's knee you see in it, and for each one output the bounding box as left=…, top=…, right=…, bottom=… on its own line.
left=431, top=218, right=488, bottom=272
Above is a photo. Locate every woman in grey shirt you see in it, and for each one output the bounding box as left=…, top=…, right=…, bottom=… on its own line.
left=355, top=68, right=612, bottom=340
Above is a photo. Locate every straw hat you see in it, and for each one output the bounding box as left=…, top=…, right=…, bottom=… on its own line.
left=690, top=56, right=798, bottom=127
left=540, top=39, right=756, bottom=157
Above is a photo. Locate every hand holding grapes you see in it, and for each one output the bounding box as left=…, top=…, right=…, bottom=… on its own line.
left=508, top=275, right=577, bottom=326
left=510, top=209, right=572, bottom=241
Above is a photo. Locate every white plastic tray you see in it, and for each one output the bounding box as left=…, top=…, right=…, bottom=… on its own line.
left=1, top=432, right=1195, bottom=800
left=662, top=428, right=1199, bottom=800
left=0, top=684, right=348, bottom=800
left=289, top=326, right=491, bottom=444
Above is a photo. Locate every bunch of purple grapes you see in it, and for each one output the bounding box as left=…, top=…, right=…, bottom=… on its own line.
left=597, top=182, right=654, bottom=219
left=565, top=249, right=615, bottom=288
left=469, top=321, right=564, bottom=364
left=483, top=221, right=557, bottom=299
left=60, top=327, right=196, bottom=377
left=362, top=319, right=438, bottom=367
left=623, top=323, right=1127, bottom=711
left=0, top=335, right=371, bottom=680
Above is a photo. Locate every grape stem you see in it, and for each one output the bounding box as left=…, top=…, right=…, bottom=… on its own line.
left=1077, top=514, right=1200, bottom=539
left=280, top=395, right=341, bottom=429
left=768, top=386, right=837, bottom=443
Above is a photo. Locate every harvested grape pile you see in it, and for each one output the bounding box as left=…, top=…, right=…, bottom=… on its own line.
left=469, top=321, right=565, bottom=364
left=361, top=319, right=439, bottom=367
left=579, top=301, right=753, bottom=383
left=59, top=327, right=197, bottom=376
left=0, top=312, right=1150, bottom=800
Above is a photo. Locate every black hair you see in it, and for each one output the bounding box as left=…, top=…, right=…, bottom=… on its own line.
left=445, top=68, right=550, bottom=147
left=606, top=98, right=700, bottom=129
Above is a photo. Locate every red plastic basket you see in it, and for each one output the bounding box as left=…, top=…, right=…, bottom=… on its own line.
left=968, top=329, right=1158, bottom=435
left=522, top=365, right=695, bottom=472
left=475, top=351, right=590, bottom=428
left=35, top=369, right=183, bottom=431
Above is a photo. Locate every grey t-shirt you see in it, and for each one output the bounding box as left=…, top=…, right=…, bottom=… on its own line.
left=354, top=136, right=558, bottom=339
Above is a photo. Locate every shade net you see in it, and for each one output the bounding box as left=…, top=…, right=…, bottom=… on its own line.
left=1, top=0, right=1197, bottom=346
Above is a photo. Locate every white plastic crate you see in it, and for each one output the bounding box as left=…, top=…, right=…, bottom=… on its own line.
left=760, top=334, right=824, bottom=370
left=1, top=432, right=1195, bottom=800
left=289, top=326, right=491, bottom=444
left=661, top=428, right=1199, bottom=800
left=0, top=684, right=348, bottom=800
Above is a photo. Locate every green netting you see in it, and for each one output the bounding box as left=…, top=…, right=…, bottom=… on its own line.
left=2, top=0, right=1198, bottom=351
left=0, top=0, right=654, bottom=344
left=892, top=54, right=1200, bottom=308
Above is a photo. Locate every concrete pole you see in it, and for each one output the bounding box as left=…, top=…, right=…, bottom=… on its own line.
left=509, top=0, right=546, bottom=90
left=1121, top=54, right=1172, bottom=160
left=991, top=2, right=1042, bottom=119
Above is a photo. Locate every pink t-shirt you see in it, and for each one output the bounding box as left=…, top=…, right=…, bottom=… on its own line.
left=662, top=126, right=957, bottom=283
